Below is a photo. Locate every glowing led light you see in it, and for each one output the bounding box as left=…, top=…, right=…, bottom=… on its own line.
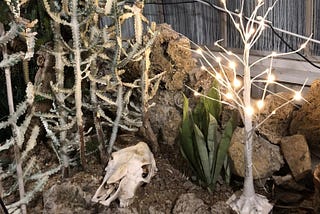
left=233, top=78, right=242, bottom=88
left=229, top=61, right=236, bottom=69
left=256, top=100, right=264, bottom=110
left=216, top=73, right=222, bottom=80
left=293, top=91, right=302, bottom=101
left=271, top=110, right=276, bottom=115
left=194, top=91, right=201, bottom=97
left=225, top=92, right=233, bottom=99
left=215, top=57, right=221, bottom=63
left=271, top=51, right=277, bottom=57
left=300, top=42, right=307, bottom=49
left=257, top=16, right=263, bottom=20
left=196, top=49, right=203, bottom=55
left=249, top=28, right=255, bottom=35
left=245, top=106, right=254, bottom=116
left=267, top=74, right=275, bottom=83
left=201, top=65, right=206, bottom=70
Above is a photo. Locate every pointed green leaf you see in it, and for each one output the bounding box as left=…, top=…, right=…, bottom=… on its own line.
left=203, top=83, right=222, bottom=119
left=207, top=114, right=218, bottom=173
left=212, top=116, right=235, bottom=187
left=192, top=101, right=208, bottom=134
left=193, top=124, right=211, bottom=184
left=223, top=156, right=231, bottom=185
left=180, top=94, right=197, bottom=170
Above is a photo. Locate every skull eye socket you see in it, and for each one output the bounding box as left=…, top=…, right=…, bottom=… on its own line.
left=141, top=165, right=149, bottom=178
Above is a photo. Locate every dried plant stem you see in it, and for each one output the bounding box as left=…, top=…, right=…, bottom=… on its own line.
left=107, top=85, right=123, bottom=154
left=140, top=48, right=158, bottom=152
left=53, top=22, right=70, bottom=177
left=90, top=60, right=107, bottom=163
left=5, top=65, right=27, bottom=214
left=71, top=0, right=86, bottom=168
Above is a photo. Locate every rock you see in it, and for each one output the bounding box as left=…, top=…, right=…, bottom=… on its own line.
left=43, top=182, right=92, bottom=214
left=210, top=201, right=231, bottom=214
left=149, top=91, right=183, bottom=145
left=148, top=24, right=196, bottom=145
left=256, top=92, right=296, bottom=144
left=228, top=127, right=284, bottom=179
left=172, top=193, right=210, bottom=214
left=280, top=135, right=311, bottom=180
left=290, top=80, right=320, bottom=147
left=313, top=164, right=320, bottom=213
left=151, top=23, right=195, bottom=91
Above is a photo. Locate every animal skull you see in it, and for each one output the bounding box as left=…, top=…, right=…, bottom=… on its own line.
left=92, top=141, right=157, bottom=207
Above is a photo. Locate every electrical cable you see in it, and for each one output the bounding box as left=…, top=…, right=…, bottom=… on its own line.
left=266, top=23, right=320, bottom=69
left=140, top=0, right=320, bottom=70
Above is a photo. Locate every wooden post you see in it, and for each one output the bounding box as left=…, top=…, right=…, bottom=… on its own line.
left=220, top=2, right=228, bottom=47
left=305, top=0, right=313, bottom=56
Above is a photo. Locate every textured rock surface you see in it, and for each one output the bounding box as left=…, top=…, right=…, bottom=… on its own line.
left=256, top=92, right=296, bottom=144
left=43, top=182, right=92, bottom=214
left=149, top=91, right=183, bottom=145
left=228, top=127, right=284, bottom=179
left=148, top=24, right=196, bottom=145
left=290, top=80, right=320, bottom=147
left=151, top=23, right=195, bottom=91
left=172, top=193, right=210, bottom=214
left=280, top=135, right=311, bottom=180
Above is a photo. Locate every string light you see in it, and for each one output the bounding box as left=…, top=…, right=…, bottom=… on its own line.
left=245, top=106, right=254, bottom=116
left=233, top=78, right=242, bottom=88
left=300, top=42, right=307, bottom=49
left=196, top=48, right=203, bottom=55
left=249, top=28, right=255, bottom=35
left=194, top=91, right=201, bottom=97
left=229, top=61, right=236, bottom=69
left=216, top=73, right=222, bottom=80
left=225, top=92, right=233, bottom=99
left=257, top=100, right=264, bottom=110
left=267, top=74, right=275, bottom=83
left=293, top=91, right=302, bottom=101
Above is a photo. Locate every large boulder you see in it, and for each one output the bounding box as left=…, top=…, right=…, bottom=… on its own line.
left=228, top=127, right=284, bottom=179
left=280, top=134, right=311, bottom=180
left=256, top=92, right=296, bottom=144
left=290, top=80, right=320, bottom=147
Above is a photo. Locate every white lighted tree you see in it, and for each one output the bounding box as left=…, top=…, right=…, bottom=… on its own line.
left=192, top=0, right=310, bottom=213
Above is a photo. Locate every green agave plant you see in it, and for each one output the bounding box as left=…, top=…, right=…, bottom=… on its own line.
left=180, top=85, right=237, bottom=191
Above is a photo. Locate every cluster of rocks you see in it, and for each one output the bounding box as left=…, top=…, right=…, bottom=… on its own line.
left=228, top=81, right=320, bottom=182
left=147, top=24, right=318, bottom=184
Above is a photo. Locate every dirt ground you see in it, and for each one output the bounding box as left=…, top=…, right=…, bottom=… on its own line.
left=9, top=134, right=313, bottom=214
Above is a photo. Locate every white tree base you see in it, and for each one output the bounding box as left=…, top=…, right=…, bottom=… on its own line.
left=226, top=192, right=273, bottom=214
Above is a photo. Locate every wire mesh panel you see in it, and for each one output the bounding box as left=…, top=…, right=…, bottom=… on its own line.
left=225, top=0, right=306, bottom=53
left=101, top=0, right=319, bottom=56
left=162, top=0, right=222, bottom=46
left=312, top=0, right=320, bottom=55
